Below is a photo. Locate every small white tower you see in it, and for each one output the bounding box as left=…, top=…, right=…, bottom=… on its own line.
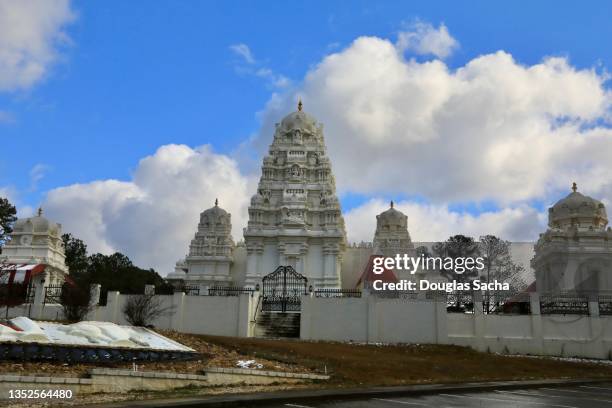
left=532, top=183, right=612, bottom=292
left=0, top=208, right=69, bottom=288
left=168, top=199, right=235, bottom=286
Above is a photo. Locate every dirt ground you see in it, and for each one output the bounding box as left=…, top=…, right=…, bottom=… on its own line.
left=0, top=330, right=310, bottom=377
left=196, top=334, right=612, bottom=387
left=2, top=331, right=612, bottom=407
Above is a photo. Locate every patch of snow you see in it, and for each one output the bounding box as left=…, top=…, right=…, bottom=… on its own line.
left=0, top=317, right=193, bottom=352
left=8, top=317, right=51, bottom=343
left=503, top=353, right=612, bottom=365
left=237, top=360, right=263, bottom=369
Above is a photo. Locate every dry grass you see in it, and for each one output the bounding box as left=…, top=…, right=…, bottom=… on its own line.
left=2, top=330, right=611, bottom=389
left=195, top=334, right=612, bottom=387
left=0, top=330, right=312, bottom=377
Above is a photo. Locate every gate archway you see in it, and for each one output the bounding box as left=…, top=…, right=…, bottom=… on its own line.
left=261, top=266, right=308, bottom=312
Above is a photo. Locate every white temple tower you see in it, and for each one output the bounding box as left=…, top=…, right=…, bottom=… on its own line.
left=169, top=199, right=235, bottom=286
left=243, top=101, right=347, bottom=288
left=532, top=183, right=612, bottom=293
left=373, top=201, right=415, bottom=258
left=0, top=208, right=69, bottom=290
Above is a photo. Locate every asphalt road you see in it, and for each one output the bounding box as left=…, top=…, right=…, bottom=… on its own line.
left=258, top=383, right=612, bottom=408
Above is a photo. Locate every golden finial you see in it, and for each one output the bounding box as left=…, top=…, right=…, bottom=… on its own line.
left=390, top=200, right=394, bottom=208
left=215, top=198, right=218, bottom=206
left=572, top=182, right=577, bottom=193
left=297, top=99, right=303, bottom=112
left=37, top=207, right=43, bottom=217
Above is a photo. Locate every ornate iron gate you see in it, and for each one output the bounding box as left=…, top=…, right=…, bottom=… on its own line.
left=261, top=266, right=308, bottom=312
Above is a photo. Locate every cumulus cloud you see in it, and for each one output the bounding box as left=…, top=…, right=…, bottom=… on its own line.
left=396, top=21, right=458, bottom=59
left=0, top=0, right=75, bottom=91
left=43, top=145, right=251, bottom=273
left=30, top=24, right=612, bottom=276
left=254, top=35, right=612, bottom=206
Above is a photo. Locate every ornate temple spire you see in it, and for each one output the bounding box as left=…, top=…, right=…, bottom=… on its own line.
left=572, top=182, right=577, bottom=193
left=390, top=200, right=394, bottom=209
left=215, top=198, right=219, bottom=206
left=37, top=207, right=43, bottom=217
left=297, top=99, right=303, bottom=112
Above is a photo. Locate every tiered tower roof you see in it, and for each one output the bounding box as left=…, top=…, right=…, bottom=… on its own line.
left=244, top=101, right=346, bottom=240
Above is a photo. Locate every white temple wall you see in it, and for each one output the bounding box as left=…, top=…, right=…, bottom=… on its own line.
left=4, top=292, right=257, bottom=338
left=4, top=290, right=612, bottom=359
left=300, top=297, right=368, bottom=342
left=231, top=246, right=248, bottom=285
left=300, top=292, right=612, bottom=359
left=305, top=243, right=323, bottom=282
left=300, top=294, right=447, bottom=344
left=262, top=243, right=279, bottom=276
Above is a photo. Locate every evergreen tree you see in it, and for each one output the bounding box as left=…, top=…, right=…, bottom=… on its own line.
left=0, top=197, right=17, bottom=253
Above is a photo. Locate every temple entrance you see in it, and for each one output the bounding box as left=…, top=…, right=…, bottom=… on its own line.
left=261, top=266, right=308, bottom=313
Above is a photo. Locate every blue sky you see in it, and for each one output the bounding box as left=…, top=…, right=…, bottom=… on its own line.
left=1, top=1, right=612, bottom=271
left=2, top=0, right=611, bottom=209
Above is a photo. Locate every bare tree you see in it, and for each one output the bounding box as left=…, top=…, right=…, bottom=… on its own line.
left=0, top=261, right=29, bottom=319
left=122, top=294, right=174, bottom=327
left=60, top=282, right=95, bottom=323
left=479, top=235, right=527, bottom=313
left=432, top=235, right=481, bottom=283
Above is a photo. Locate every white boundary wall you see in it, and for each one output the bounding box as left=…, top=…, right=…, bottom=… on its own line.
left=300, top=292, right=612, bottom=359
left=447, top=293, right=612, bottom=359
left=300, top=294, right=448, bottom=344
left=4, top=290, right=612, bottom=360
left=3, top=291, right=259, bottom=338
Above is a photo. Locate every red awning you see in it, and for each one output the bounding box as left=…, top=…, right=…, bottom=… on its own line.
left=355, top=255, right=399, bottom=289
left=0, top=264, right=45, bottom=285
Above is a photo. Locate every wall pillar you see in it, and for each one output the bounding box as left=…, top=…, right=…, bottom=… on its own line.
left=588, top=300, right=604, bottom=357
left=366, top=294, right=377, bottom=343
left=106, top=291, right=121, bottom=323
left=472, top=291, right=485, bottom=351
left=87, top=284, right=101, bottom=320
left=31, top=277, right=46, bottom=319
left=237, top=293, right=252, bottom=337
left=435, top=297, right=448, bottom=344
left=171, top=292, right=185, bottom=331
left=529, top=292, right=544, bottom=355
left=299, top=294, right=312, bottom=340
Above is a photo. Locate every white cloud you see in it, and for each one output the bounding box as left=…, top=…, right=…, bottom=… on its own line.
left=28, top=163, right=49, bottom=191
left=0, top=0, right=75, bottom=91
left=229, top=43, right=291, bottom=89
left=255, top=68, right=290, bottom=88
left=230, top=43, right=256, bottom=64
left=0, top=186, right=14, bottom=202
left=0, top=110, right=15, bottom=123
left=0, top=186, right=33, bottom=218
left=43, top=145, right=251, bottom=273
left=26, top=24, right=612, bottom=278
left=253, top=34, right=612, bottom=206
left=344, top=198, right=544, bottom=244
left=396, top=21, right=458, bottom=59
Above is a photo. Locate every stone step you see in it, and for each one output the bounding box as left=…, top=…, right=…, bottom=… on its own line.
left=255, top=312, right=301, bottom=338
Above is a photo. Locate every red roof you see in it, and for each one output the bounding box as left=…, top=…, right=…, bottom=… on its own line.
left=355, top=255, right=399, bottom=289
left=0, top=264, right=45, bottom=284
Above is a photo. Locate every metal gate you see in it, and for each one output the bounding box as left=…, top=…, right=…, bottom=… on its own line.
left=261, top=266, right=308, bottom=312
